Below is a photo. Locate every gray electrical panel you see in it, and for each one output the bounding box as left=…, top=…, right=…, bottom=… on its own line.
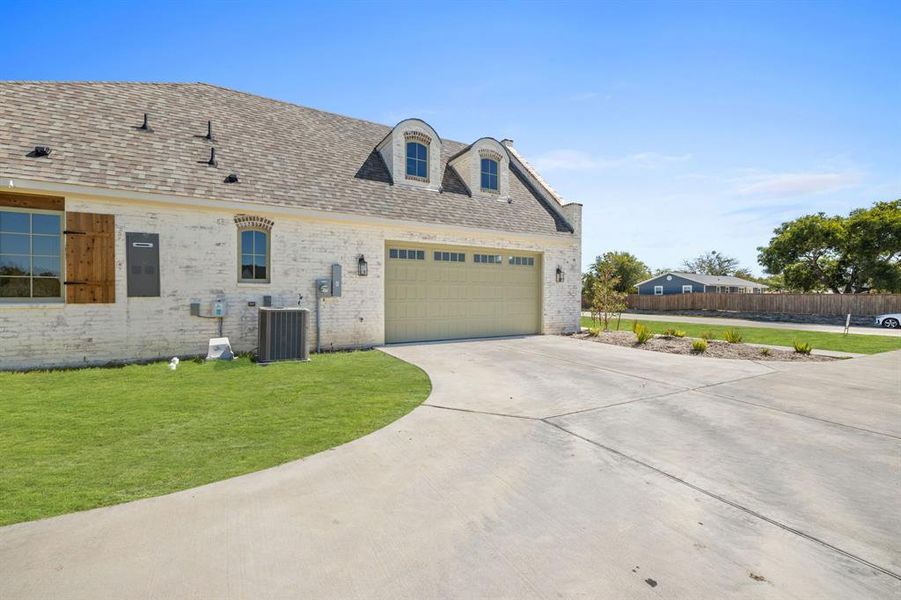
left=331, top=263, right=342, bottom=297
left=126, top=232, right=160, bottom=297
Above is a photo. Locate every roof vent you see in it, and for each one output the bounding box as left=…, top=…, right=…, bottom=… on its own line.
left=28, top=145, right=52, bottom=158
left=207, top=147, right=218, bottom=167
left=196, top=120, right=214, bottom=141
left=224, top=173, right=239, bottom=184
left=137, top=113, right=152, bottom=132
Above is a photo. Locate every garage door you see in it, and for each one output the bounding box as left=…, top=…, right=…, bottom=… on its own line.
left=385, top=242, right=541, bottom=343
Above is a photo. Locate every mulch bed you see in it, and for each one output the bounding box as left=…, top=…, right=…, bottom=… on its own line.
left=575, top=330, right=836, bottom=362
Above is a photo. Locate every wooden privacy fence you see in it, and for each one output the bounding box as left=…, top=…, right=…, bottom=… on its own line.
left=626, top=293, right=901, bottom=316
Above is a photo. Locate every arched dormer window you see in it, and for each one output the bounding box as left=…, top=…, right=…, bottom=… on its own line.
left=404, top=131, right=431, bottom=181
left=376, top=120, right=442, bottom=190
left=481, top=157, right=499, bottom=192
left=234, top=214, right=273, bottom=283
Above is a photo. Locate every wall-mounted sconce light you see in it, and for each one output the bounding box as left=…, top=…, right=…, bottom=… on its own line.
left=556, top=266, right=565, bottom=283
left=358, top=254, right=368, bottom=276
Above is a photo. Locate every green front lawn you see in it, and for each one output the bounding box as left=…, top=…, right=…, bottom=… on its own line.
left=580, top=317, right=901, bottom=355
left=0, top=352, right=430, bottom=526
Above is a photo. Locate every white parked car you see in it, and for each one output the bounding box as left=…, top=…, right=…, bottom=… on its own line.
left=874, top=313, right=901, bottom=328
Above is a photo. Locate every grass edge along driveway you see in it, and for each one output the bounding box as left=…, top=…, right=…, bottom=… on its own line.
left=580, top=317, right=901, bottom=354
left=0, top=351, right=430, bottom=526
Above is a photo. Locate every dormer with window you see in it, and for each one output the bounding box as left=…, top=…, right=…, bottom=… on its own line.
left=448, top=138, right=511, bottom=201
left=376, top=119, right=442, bottom=191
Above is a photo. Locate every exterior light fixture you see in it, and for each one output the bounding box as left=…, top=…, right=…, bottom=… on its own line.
left=358, top=255, right=368, bottom=276
left=556, top=266, right=565, bottom=283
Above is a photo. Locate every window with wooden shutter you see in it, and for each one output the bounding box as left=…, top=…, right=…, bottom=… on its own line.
left=65, top=212, right=115, bottom=303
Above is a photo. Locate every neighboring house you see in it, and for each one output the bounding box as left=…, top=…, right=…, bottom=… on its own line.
left=636, top=272, right=768, bottom=295
left=0, top=82, right=581, bottom=370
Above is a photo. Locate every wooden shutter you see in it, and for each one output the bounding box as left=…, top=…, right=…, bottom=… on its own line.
left=65, top=212, right=116, bottom=303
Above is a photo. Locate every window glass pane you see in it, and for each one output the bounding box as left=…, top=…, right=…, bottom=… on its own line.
left=0, top=277, right=29, bottom=297
left=241, top=264, right=254, bottom=279
left=389, top=249, right=398, bottom=259
left=434, top=251, right=441, bottom=260
left=32, top=214, right=60, bottom=235
left=398, top=249, right=407, bottom=259
left=254, top=264, right=267, bottom=280
left=32, top=256, right=59, bottom=277
left=481, top=173, right=489, bottom=189
left=406, top=157, right=417, bottom=176
left=0, top=254, right=30, bottom=276
left=32, top=278, right=61, bottom=298
left=0, top=233, right=29, bottom=254
left=254, top=231, right=267, bottom=255
left=0, top=212, right=29, bottom=233
left=32, top=235, right=60, bottom=256
left=241, top=230, right=254, bottom=253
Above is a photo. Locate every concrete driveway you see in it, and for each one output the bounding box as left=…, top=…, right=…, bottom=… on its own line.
left=1, top=337, right=898, bottom=599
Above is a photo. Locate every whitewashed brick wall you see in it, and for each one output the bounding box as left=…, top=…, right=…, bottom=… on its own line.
left=0, top=194, right=581, bottom=370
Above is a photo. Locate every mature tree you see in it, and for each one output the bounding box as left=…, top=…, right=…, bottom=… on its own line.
left=682, top=250, right=741, bottom=276
left=757, top=200, right=901, bottom=293
left=586, top=263, right=628, bottom=331
left=583, top=251, right=650, bottom=299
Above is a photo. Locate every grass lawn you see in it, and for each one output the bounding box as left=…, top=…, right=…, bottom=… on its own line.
left=580, top=317, right=901, bottom=355
left=0, top=351, right=429, bottom=526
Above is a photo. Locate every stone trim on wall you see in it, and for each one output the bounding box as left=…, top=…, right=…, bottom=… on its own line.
left=233, top=214, right=274, bottom=231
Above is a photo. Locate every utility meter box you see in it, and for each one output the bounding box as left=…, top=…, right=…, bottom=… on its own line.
left=212, top=300, right=226, bottom=317
left=125, top=232, right=160, bottom=297
left=330, top=264, right=342, bottom=297
left=316, top=278, right=331, bottom=298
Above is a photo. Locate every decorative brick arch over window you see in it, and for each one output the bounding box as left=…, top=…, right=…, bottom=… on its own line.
left=233, top=214, right=274, bottom=232
left=404, top=131, right=432, bottom=146
left=478, top=148, right=503, bottom=163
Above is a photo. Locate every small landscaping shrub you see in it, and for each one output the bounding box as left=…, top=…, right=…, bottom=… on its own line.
left=634, top=324, right=653, bottom=344
left=588, top=326, right=602, bottom=337
left=759, top=348, right=771, bottom=356
left=691, top=339, right=708, bottom=353
left=793, top=340, right=813, bottom=355
left=662, top=327, right=677, bottom=336
left=631, top=320, right=641, bottom=333
left=699, top=330, right=716, bottom=340
left=723, top=329, right=743, bottom=344
left=673, top=330, right=686, bottom=338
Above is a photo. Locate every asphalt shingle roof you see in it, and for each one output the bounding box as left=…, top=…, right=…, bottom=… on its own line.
left=0, top=82, right=572, bottom=236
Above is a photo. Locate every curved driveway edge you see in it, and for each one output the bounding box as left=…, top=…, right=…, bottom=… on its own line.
left=1, top=336, right=898, bottom=599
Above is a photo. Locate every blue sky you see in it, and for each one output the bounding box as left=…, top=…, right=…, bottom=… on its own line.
left=4, top=1, right=899, bottom=274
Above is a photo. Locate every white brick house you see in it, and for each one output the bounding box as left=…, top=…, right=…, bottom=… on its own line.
left=0, top=83, right=581, bottom=370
